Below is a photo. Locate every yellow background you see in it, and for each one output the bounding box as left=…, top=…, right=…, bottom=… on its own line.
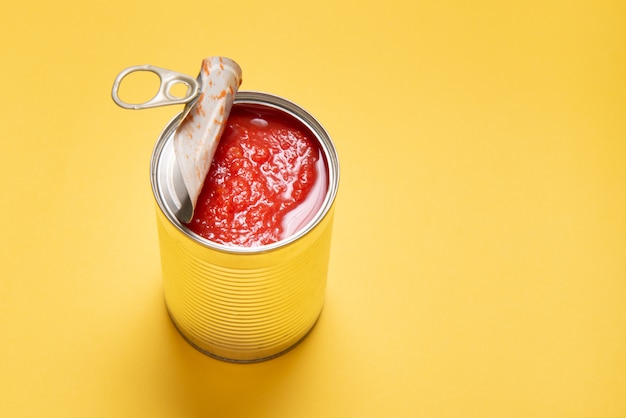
left=1, top=0, right=625, bottom=416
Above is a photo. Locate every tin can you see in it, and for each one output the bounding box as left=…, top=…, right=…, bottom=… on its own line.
left=150, top=91, right=339, bottom=362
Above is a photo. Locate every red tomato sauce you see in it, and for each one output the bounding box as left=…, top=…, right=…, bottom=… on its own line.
left=187, top=103, right=327, bottom=247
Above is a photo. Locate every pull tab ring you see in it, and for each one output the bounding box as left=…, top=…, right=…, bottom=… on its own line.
left=111, top=65, right=200, bottom=110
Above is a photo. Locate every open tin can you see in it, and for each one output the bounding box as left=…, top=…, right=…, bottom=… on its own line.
left=151, top=91, right=339, bottom=362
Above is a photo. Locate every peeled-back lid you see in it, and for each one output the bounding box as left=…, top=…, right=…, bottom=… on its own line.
left=173, top=57, right=242, bottom=219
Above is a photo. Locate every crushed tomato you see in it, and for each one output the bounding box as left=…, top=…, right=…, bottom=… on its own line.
left=186, top=104, right=325, bottom=247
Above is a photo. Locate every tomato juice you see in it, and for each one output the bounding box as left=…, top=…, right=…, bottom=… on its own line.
left=186, top=103, right=328, bottom=247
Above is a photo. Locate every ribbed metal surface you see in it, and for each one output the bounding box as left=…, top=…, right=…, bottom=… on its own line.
left=156, top=207, right=334, bottom=362
left=151, top=92, right=339, bottom=362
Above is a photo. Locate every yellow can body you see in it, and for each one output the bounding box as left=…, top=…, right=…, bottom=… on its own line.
left=151, top=92, right=339, bottom=362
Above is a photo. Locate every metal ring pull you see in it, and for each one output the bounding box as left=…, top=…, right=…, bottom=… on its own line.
left=111, top=65, right=200, bottom=110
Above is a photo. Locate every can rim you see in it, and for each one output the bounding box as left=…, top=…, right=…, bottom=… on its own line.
left=150, top=90, right=340, bottom=254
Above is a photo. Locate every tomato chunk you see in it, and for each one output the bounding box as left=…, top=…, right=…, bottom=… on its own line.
left=187, top=104, right=326, bottom=247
